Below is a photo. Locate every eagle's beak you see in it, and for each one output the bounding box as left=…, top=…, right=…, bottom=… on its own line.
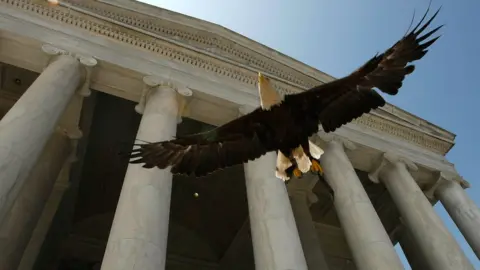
left=258, top=72, right=267, bottom=85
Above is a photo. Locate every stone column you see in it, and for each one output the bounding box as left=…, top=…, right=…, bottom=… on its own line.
left=0, top=52, right=95, bottom=269
left=369, top=152, right=475, bottom=270
left=0, top=44, right=93, bottom=224
left=318, top=134, right=404, bottom=270
left=426, top=172, right=480, bottom=259
left=288, top=175, right=330, bottom=270
left=241, top=106, right=307, bottom=270
left=101, top=77, right=190, bottom=270
left=0, top=130, right=71, bottom=270
left=17, top=158, right=75, bottom=270
left=398, top=222, right=432, bottom=270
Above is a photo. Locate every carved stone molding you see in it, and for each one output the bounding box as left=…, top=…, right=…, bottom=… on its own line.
left=2, top=0, right=307, bottom=95
left=55, top=0, right=456, bottom=148
left=78, top=55, right=98, bottom=97
left=351, top=114, right=451, bottom=155
left=40, top=43, right=95, bottom=166
left=0, top=0, right=454, bottom=156
left=425, top=171, right=471, bottom=200
left=41, top=44, right=98, bottom=97
left=135, top=75, right=187, bottom=115
left=368, top=152, right=418, bottom=184
left=60, top=0, right=322, bottom=89
left=41, top=43, right=70, bottom=67
left=176, top=86, right=193, bottom=124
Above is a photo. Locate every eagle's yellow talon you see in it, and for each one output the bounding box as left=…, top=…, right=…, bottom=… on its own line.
left=293, top=168, right=302, bottom=178
left=311, top=159, right=323, bottom=174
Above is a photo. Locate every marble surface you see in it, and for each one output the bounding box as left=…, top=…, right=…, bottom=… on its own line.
left=290, top=191, right=330, bottom=270
left=436, top=179, right=480, bottom=259
left=100, top=81, right=178, bottom=270
left=0, top=130, right=70, bottom=270
left=379, top=158, right=475, bottom=270
left=320, top=140, right=404, bottom=270
left=0, top=54, right=81, bottom=224
left=244, top=152, right=308, bottom=270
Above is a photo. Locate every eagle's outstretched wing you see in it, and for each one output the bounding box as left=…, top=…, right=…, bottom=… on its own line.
left=127, top=5, right=442, bottom=177
left=128, top=107, right=283, bottom=176
left=285, top=5, right=443, bottom=133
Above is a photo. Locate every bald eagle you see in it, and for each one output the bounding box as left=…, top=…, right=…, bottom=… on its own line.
left=257, top=72, right=325, bottom=182
left=128, top=7, right=442, bottom=181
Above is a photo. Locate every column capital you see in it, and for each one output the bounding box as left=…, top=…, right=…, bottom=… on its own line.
left=77, top=55, right=97, bottom=97
left=41, top=44, right=68, bottom=57
left=176, top=86, right=194, bottom=124
left=425, top=171, right=470, bottom=200
left=41, top=44, right=72, bottom=72
left=135, top=76, right=188, bottom=115
left=41, top=44, right=97, bottom=97
left=368, top=152, right=418, bottom=183
left=317, top=132, right=356, bottom=151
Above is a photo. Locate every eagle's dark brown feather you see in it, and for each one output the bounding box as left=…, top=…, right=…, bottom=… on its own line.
left=285, top=6, right=443, bottom=133
left=128, top=6, right=442, bottom=177
left=129, top=108, right=286, bottom=176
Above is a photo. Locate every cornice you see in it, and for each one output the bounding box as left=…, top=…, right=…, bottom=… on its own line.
left=0, top=0, right=454, bottom=156
left=80, top=0, right=457, bottom=144
left=62, top=0, right=322, bottom=90
left=98, top=0, right=336, bottom=84
left=351, top=114, right=451, bottom=155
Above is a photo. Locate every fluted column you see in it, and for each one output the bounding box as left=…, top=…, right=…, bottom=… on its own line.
left=0, top=44, right=94, bottom=224
left=101, top=76, right=191, bottom=270
left=287, top=176, right=330, bottom=270
left=241, top=105, right=307, bottom=270
left=426, top=172, right=480, bottom=259
left=369, top=153, right=475, bottom=270
left=318, top=134, right=404, bottom=270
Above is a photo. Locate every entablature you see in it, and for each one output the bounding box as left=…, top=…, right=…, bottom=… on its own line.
left=0, top=0, right=458, bottom=182
left=75, top=0, right=456, bottom=147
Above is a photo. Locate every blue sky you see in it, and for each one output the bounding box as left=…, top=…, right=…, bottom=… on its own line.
left=139, top=0, right=479, bottom=268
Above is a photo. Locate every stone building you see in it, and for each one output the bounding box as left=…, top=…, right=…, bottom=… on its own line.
left=0, top=0, right=479, bottom=269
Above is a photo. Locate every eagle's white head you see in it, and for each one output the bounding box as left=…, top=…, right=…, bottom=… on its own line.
left=257, top=73, right=283, bottom=110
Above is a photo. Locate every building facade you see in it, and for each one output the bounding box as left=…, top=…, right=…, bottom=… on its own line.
left=0, top=0, right=479, bottom=269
